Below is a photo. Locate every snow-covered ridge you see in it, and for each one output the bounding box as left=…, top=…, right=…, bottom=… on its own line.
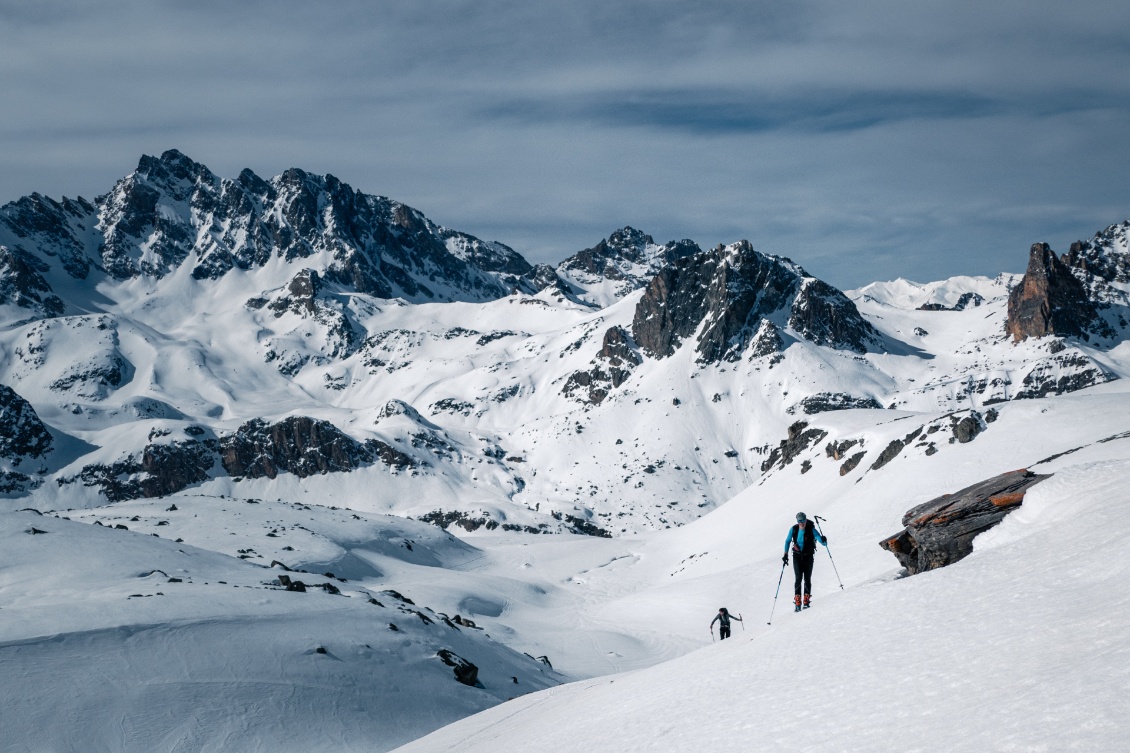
left=2, top=151, right=1130, bottom=751
left=0, top=151, right=1128, bottom=537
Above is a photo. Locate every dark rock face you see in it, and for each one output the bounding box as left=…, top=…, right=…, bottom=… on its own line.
left=219, top=416, right=414, bottom=480
left=0, top=385, right=54, bottom=460
left=916, top=292, right=984, bottom=312
left=787, top=392, right=883, bottom=415
left=558, top=227, right=700, bottom=300
left=260, top=268, right=360, bottom=366
left=1013, top=351, right=1118, bottom=399
left=0, top=192, right=95, bottom=279
left=1, top=149, right=560, bottom=303
left=787, top=278, right=879, bottom=352
left=220, top=416, right=409, bottom=479
left=0, top=247, right=65, bottom=318
left=1006, top=243, right=1102, bottom=342
left=1061, top=220, right=1130, bottom=284
left=748, top=320, right=784, bottom=359
left=879, top=469, right=1049, bottom=574
left=436, top=649, right=480, bottom=687
left=825, top=438, right=861, bottom=461
left=870, top=427, right=923, bottom=471
left=632, top=242, right=878, bottom=363
left=60, top=439, right=218, bottom=502
left=839, top=452, right=866, bottom=476
left=761, top=421, right=828, bottom=473
left=951, top=413, right=984, bottom=443
left=562, top=326, right=641, bottom=404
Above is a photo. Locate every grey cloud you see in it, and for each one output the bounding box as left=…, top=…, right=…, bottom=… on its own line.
left=1, top=0, right=1128, bottom=288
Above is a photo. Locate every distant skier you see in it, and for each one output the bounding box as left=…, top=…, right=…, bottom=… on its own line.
left=783, top=512, right=827, bottom=611
left=710, top=607, right=742, bottom=640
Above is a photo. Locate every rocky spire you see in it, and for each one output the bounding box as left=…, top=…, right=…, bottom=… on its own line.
left=1006, top=243, right=1099, bottom=342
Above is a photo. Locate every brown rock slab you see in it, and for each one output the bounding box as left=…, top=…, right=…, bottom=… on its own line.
left=880, top=468, right=1049, bottom=574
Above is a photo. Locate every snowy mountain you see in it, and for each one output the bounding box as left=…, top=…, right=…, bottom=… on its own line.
left=556, top=227, right=701, bottom=307
left=2, top=151, right=1130, bottom=751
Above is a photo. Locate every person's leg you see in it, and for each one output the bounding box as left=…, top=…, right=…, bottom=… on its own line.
left=721, top=625, right=730, bottom=640
left=792, top=555, right=803, bottom=610
left=802, top=555, right=814, bottom=606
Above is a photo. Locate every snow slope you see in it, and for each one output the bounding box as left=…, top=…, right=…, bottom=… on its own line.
left=3, top=153, right=1130, bottom=750
left=0, top=504, right=562, bottom=753
left=395, top=458, right=1130, bottom=752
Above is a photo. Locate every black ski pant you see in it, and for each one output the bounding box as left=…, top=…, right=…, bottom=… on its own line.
left=719, top=625, right=731, bottom=640
left=793, top=552, right=814, bottom=596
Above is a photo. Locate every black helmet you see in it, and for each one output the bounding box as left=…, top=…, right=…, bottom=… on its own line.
left=796, top=512, right=807, bottom=522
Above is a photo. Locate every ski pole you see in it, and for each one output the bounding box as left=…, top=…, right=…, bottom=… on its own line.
left=767, top=558, right=787, bottom=625
left=813, top=516, right=844, bottom=590
left=739, top=613, right=744, bottom=631
left=710, top=627, right=715, bottom=643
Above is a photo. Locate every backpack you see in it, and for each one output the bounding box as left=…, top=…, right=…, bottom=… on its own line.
left=790, top=520, right=817, bottom=555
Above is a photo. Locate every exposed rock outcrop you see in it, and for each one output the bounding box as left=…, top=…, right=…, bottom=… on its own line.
left=917, top=292, right=984, bottom=312
left=1061, top=220, right=1130, bottom=284
left=1013, top=351, right=1118, bottom=399
left=219, top=416, right=413, bottom=480
left=60, top=439, right=218, bottom=501
left=557, top=227, right=701, bottom=304
left=870, top=427, right=923, bottom=471
left=0, top=384, right=54, bottom=461
left=436, top=649, right=480, bottom=687
left=1006, top=243, right=1102, bottom=342
left=562, top=326, right=641, bottom=404
left=748, top=320, right=784, bottom=359
left=761, top=421, right=828, bottom=473
left=632, top=242, right=878, bottom=363
left=879, top=469, right=1049, bottom=574
left=787, top=392, right=883, bottom=415
left=0, top=247, right=65, bottom=318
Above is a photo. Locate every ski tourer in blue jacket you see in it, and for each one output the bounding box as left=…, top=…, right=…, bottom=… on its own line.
left=782, top=512, right=826, bottom=610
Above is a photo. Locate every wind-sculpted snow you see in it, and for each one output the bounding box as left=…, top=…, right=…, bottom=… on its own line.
left=0, top=504, right=562, bottom=752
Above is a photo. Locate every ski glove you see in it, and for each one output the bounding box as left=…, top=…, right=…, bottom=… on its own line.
left=781, top=554, right=789, bottom=565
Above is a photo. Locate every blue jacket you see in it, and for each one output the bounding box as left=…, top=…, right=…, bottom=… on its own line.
left=784, top=521, right=827, bottom=555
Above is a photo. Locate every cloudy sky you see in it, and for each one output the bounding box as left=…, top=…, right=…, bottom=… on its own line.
left=2, top=0, right=1128, bottom=287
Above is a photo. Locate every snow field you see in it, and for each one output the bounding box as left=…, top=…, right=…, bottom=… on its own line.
left=394, top=458, right=1130, bottom=753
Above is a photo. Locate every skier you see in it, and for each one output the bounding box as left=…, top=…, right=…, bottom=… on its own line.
left=710, top=607, right=742, bottom=639
left=782, top=512, right=827, bottom=612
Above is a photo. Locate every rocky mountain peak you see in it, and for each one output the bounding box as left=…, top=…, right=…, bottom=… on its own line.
left=134, top=149, right=219, bottom=197
left=1006, top=242, right=1101, bottom=342
left=631, top=241, right=878, bottom=362
left=0, top=150, right=562, bottom=305
left=605, top=227, right=653, bottom=255
left=557, top=228, right=702, bottom=307
left=1061, top=220, right=1130, bottom=284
